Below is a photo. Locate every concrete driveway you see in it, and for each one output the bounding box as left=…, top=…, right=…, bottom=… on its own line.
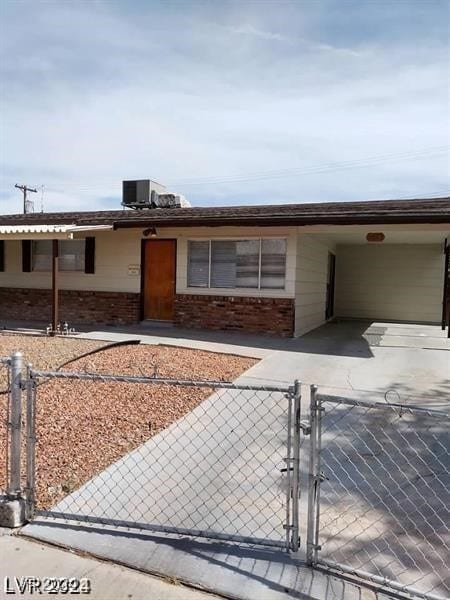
left=238, top=321, right=450, bottom=410
left=20, top=320, right=449, bottom=600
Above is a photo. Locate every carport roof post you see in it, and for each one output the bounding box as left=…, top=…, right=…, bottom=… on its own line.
left=51, top=239, right=59, bottom=336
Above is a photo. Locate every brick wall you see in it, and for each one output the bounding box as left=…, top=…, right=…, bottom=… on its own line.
left=174, top=294, right=295, bottom=336
left=0, top=288, right=140, bottom=325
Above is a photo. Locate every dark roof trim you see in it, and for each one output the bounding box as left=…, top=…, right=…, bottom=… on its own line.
left=112, top=214, right=450, bottom=229
left=1, top=197, right=449, bottom=229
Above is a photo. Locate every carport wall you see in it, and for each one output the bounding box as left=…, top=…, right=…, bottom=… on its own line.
left=294, top=233, right=336, bottom=336
left=334, top=243, right=444, bottom=323
left=293, top=229, right=446, bottom=334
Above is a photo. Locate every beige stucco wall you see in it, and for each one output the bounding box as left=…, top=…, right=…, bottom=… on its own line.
left=334, top=244, right=444, bottom=323
left=294, top=233, right=336, bottom=336
left=0, top=226, right=297, bottom=298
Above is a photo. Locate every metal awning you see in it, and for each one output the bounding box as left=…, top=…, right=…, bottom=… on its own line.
left=0, top=224, right=112, bottom=239
left=0, top=223, right=112, bottom=335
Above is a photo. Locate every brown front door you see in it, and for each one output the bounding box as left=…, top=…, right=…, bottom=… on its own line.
left=143, top=239, right=176, bottom=320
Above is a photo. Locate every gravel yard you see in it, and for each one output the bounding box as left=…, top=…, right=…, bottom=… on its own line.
left=0, top=334, right=256, bottom=508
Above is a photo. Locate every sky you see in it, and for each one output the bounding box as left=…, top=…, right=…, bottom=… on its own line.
left=0, top=0, right=449, bottom=213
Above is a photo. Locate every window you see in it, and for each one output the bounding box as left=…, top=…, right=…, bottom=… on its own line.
left=32, top=240, right=85, bottom=272
left=187, top=239, right=286, bottom=290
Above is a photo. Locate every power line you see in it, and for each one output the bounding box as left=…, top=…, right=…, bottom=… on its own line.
left=170, top=147, right=450, bottom=187
left=32, top=144, right=449, bottom=192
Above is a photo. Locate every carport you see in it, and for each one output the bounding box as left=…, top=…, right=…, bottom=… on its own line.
left=295, top=225, right=450, bottom=338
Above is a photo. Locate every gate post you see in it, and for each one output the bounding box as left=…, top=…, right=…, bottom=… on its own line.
left=290, top=379, right=301, bottom=552
left=306, top=384, right=322, bottom=566
left=0, top=352, right=26, bottom=527
left=25, top=364, right=36, bottom=520
left=8, top=352, right=23, bottom=497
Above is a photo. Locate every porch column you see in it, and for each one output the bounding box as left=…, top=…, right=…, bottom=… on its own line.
left=442, top=239, right=449, bottom=336
left=51, top=239, right=59, bottom=335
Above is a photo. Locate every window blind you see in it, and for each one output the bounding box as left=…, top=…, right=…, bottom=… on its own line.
left=260, top=239, right=286, bottom=289
left=211, top=241, right=236, bottom=288
left=187, top=238, right=286, bottom=290
left=187, top=240, right=209, bottom=287
left=31, top=240, right=86, bottom=272
left=59, top=240, right=85, bottom=271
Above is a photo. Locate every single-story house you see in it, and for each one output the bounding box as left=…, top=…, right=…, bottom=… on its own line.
left=0, top=195, right=449, bottom=337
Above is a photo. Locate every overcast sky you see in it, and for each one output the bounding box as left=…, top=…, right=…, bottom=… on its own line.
left=0, top=0, right=449, bottom=213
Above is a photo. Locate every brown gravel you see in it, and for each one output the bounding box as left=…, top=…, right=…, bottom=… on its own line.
left=0, top=334, right=256, bottom=509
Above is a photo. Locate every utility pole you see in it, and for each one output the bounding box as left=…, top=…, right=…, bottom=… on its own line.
left=15, top=184, right=38, bottom=214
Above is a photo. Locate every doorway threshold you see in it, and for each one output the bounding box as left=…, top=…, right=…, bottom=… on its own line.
left=141, top=320, right=174, bottom=329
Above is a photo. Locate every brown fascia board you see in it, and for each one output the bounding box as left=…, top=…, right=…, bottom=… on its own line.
left=112, top=214, right=450, bottom=229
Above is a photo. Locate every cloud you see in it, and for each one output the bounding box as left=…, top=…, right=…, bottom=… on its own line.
left=0, top=0, right=448, bottom=214
left=228, top=24, right=288, bottom=42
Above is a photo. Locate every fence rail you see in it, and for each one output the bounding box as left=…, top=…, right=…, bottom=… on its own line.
left=307, top=388, right=450, bottom=600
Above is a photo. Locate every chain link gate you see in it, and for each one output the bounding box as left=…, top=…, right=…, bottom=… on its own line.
left=305, top=386, right=450, bottom=600
left=24, top=368, right=302, bottom=552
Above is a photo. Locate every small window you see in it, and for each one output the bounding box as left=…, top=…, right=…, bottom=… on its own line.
left=32, top=240, right=85, bottom=272
left=59, top=240, right=85, bottom=271
left=32, top=240, right=52, bottom=271
left=187, top=238, right=286, bottom=290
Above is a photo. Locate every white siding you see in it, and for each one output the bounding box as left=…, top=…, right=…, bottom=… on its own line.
left=0, top=230, right=142, bottom=293
left=295, top=234, right=336, bottom=336
left=334, top=244, right=443, bottom=323
left=0, top=226, right=297, bottom=298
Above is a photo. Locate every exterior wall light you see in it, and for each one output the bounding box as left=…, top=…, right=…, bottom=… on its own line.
left=143, top=227, right=157, bottom=238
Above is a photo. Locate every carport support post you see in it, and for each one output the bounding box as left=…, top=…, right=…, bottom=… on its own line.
left=51, top=239, right=59, bottom=335
left=442, top=241, right=450, bottom=337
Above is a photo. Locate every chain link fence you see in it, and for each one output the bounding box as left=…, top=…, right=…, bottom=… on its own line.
left=306, top=389, right=450, bottom=600
left=26, top=368, right=300, bottom=550
left=1, top=348, right=449, bottom=600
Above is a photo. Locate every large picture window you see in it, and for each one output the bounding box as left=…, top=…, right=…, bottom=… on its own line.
left=32, top=240, right=86, bottom=272
left=187, top=239, right=286, bottom=290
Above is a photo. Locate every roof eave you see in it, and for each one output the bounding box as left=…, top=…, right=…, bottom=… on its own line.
left=112, top=214, right=450, bottom=229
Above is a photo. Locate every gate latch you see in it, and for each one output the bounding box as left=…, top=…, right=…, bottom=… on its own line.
left=299, top=420, right=311, bottom=435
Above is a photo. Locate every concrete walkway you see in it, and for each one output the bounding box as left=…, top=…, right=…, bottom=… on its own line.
left=0, top=532, right=221, bottom=600
left=13, top=320, right=449, bottom=599
left=77, top=320, right=450, bottom=408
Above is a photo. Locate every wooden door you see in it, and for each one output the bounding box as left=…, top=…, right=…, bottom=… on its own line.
left=143, top=240, right=176, bottom=321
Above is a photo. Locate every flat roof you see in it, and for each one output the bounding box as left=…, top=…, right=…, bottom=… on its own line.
left=0, top=197, right=449, bottom=228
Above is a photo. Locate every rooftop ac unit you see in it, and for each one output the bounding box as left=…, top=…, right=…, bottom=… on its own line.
left=152, top=192, right=191, bottom=208
left=122, top=180, right=167, bottom=209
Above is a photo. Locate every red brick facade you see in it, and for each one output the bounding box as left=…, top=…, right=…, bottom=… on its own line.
left=0, top=288, right=295, bottom=335
left=174, top=294, right=295, bottom=336
left=0, top=288, right=140, bottom=325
